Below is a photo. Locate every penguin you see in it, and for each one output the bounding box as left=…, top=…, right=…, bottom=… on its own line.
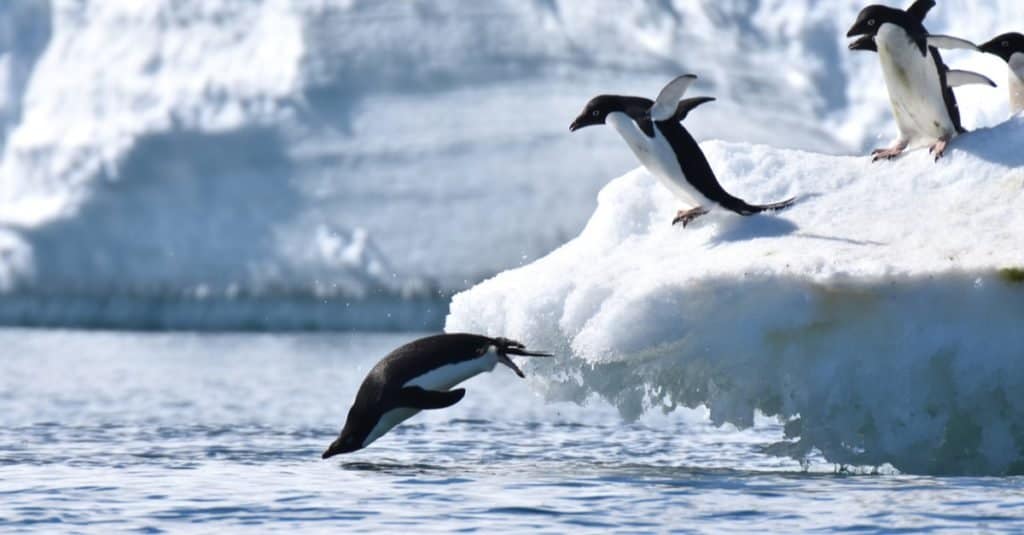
left=570, top=75, right=795, bottom=227
left=848, top=0, right=935, bottom=52
left=322, top=334, right=551, bottom=458
left=847, top=2, right=996, bottom=162
left=979, top=33, right=1024, bottom=114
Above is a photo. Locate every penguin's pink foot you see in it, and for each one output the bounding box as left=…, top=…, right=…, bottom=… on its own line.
left=929, top=138, right=949, bottom=161
left=871, top=141, right=908, bottom=162
left=672, top=207, right=710, bottom=227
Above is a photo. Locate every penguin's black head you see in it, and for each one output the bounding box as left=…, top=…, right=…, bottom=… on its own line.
left=980, top=33, right=1024, bottom=62
left=847, top=5, right=907, bottom=40
left=322, top=433, right=361, bottom=458
left=570, top=95, right=650, bottom=132
left=322, top=405, right=372, bottom=458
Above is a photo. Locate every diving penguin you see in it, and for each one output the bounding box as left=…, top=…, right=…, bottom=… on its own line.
left=570, top=75, right=795, bottom=228
left=847, top=1, right=996, bottom=162
left=979, top=32, right=1024, bottom=114
left=322, top=334, right=551, bottom=458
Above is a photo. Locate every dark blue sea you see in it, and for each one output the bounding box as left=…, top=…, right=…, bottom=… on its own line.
left=1, top=330, right=1022, bottom=533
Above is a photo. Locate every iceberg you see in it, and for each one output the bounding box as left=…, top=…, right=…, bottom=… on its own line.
left=447, top=117, right=1024, bottom=476
left=0, top=1, right=1022, bottom=328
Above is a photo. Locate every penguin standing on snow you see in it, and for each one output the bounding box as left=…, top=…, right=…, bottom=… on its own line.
left=570, top=75, right=794, bottom=228
left=979, top=33, right=1024, bottom=114
left=847, top=1, right=996, bottom=162
left=322, top=334, right=551, bottom=458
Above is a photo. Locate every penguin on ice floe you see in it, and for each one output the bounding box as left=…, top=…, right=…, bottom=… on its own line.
left=979, top=32, right=1024, bottom=114
left=570, top=75, right=795, bottom=228
left=322, top=334, right=551, bottom=458
left=847, top=0, right=996, bottom=162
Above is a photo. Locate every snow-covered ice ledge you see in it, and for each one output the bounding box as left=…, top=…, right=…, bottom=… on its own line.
left=447, top=117, right=1024, bottom=476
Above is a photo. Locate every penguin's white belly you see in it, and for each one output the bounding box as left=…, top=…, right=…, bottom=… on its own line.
left=1008, top=53, right=1024, bottom=114
left=877, top=24, right=954, bottom=142
left=405, top=350, right=498, bottom=391
left=607, top=112, right=711, bottom=208
left=364, top=407, right=418, bottom=447
left=362, top=351, right=499, bottom=448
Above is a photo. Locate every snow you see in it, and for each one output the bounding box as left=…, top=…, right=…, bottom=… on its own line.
left=447, top=117, right=1024, bottom=475
left=0, top=1, right=1021, bottom=329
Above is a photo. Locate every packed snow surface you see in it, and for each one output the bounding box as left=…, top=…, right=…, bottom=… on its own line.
left=448, top=117, right=1024, bottom=476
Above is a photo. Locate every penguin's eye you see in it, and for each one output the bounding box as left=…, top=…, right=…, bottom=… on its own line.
left=867, top=19, right=876, bottom=27
left=1003, top=41, right=1010, bottom=48
left=592, top=110, right=600, bottom=117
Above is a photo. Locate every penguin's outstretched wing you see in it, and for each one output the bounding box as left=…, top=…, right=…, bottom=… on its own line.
left=946, top=70, right=997, bottom=88
left=927, top=35, right=979, bottom=51
left=650, top=74, right=698, bottom=122
left=396, top=386, right=466, bottom=410
left=671, top=97, right=716, bottom=123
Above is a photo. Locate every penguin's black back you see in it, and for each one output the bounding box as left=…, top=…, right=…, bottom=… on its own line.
left=363, top=333, right=492, bottom=394
left=932, top=47, right=966, bottom=134
left=654, top=121, right=764, bottom=215
left=911, top=13, right=964, bottom=134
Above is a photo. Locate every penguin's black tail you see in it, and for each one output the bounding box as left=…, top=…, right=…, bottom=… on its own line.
left=723, top=196, right=797, bottom=216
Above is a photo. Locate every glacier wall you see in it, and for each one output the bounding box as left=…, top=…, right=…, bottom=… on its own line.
left=0, top=0, right=1021, bottom=329
left=447, top=118, right=1024, bottom=475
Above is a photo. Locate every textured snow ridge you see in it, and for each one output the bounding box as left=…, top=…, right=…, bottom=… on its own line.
left=447, top=118, right=1024, bottom=476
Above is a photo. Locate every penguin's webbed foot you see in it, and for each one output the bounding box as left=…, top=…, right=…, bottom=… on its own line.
left=929, top=139, right=949, bottom=161
left=871, top=139, right=909, bottom=162
left=870, top=146, right=905, bottom=162
left=672, top=207, right=709, bottom=228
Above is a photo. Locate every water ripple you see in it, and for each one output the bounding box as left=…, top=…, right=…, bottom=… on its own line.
left=3, top=331, right=1024, bottom=532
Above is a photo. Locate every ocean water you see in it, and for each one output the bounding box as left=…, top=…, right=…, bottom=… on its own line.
left=2, top=329, right=1022, bottom=533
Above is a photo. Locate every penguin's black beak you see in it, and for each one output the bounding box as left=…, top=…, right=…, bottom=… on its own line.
left=978, top=38, right=1002, bottom=58
left=570, top=113, right=599, bottom=132
left=846, top=18, right=871, bottom=39
left=848, top=35, right=876, bottom=52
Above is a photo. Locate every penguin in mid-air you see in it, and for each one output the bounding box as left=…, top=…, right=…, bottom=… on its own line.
left=979, top=32, right=1024, bottom=114
left=322, top=334, right=551, bottom=458
left=847, top=1, right=996, bottom=162
left=570, top=75, right=795, bottom=227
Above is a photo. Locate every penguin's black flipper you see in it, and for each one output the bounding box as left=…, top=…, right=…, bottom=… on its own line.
left=650, top=74, right=698, bottom=121
left=906, top=0, right=935, bottom=23
left=396, top=387, right=466, bottom=410
left=946, top=70, right=996, bottom=88
left=671, top=97, right=716, bottom=123
left=927, top=35, right=979, bottom=51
